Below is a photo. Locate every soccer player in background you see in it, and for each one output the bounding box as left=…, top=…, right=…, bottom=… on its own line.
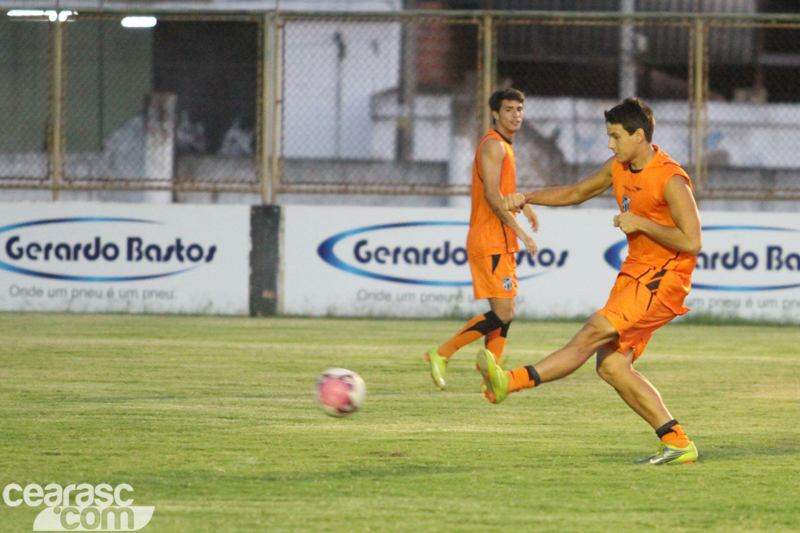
left=482, top=97, right=701, bottom=465
left=425, top=88, right=539, bottom=390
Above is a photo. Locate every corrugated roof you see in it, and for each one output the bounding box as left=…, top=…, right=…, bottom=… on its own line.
left=495, top=0, right=758, bottom=65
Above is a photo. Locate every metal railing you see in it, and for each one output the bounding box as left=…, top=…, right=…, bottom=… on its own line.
left=2, top=9, right=800, bottom=201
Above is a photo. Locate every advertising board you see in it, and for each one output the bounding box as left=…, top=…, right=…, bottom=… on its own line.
left=283, top=205, right=800, bottom=323
left=0, top=203, right=250, bottom=314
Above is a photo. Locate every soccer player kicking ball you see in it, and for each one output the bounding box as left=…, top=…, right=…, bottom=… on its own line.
left=481, top=97, right=701, bottom=465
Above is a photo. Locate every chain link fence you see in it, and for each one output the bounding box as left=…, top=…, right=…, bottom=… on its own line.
left=493, top=14, right=697, bottom=190
left=703, top=18, right=800, bottom=199
left=279, top=13, right=484, bottom=195
left=1, top=9, right=800, bottom=201
left=0, top=16, right=50, bottom=187
left=0, top=11, right=263, bottom=201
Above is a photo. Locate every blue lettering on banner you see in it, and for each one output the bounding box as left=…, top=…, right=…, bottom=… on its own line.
left=352, top=239, right=468, bottom=266
left=0, top=217, right=217, bottom=282
left=317, top=221, right=568, bottom=286
left=603, top=225, right=800, bottom=291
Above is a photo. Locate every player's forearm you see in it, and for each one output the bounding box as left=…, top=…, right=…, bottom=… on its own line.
left=637, top=218, right=702, bottom=255
left=523, top=187, right=582, bottom=207
left=522, top=162, right=613, bottom=207
left=490, top=201, right=529, bottom=238
left=486, top=190, right=530, bottom=238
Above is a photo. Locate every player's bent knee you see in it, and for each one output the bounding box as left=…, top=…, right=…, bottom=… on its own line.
left=497, top=310, right=514, bottom=323
left=596, top=354, right=631, bottom=384
left=491, top=306, right=514, bottom=324
left=596, top=361, right=614, bottom=383
left=489, top=298, right=515, bottom=324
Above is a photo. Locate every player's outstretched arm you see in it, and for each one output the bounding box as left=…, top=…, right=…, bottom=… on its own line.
left=613, top=174, right=702, bottom=254
left=481, top=139, right=538, bottom=255
left=504, top=157, right=614, bottom=211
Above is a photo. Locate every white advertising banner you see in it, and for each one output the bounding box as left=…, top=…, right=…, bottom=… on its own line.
left=0, top=203, right=250, bottom=314
left=283, top=205, right=800, bottom=323
left=282, top=205, right=614, bottom=319
left=684, top=210, right=800, bottom=322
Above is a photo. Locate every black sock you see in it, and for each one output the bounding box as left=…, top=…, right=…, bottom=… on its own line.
left=655, top=419, right=679, bottom=438
left=525, top=365, right=541, bottom=386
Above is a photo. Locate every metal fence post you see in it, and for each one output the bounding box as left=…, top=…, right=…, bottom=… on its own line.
left=270, top=12, right=282, bottom=204
left=690, top=16, right=709, bottom=196
left=260, top=12, right=274, bottom=205
left=258, top=11, right=282, bottom=205
left=619, top=0, right=637, bottom=98
left=50, top=18, right=65, bottom=201
left=481, top=12, right=495, bottom=133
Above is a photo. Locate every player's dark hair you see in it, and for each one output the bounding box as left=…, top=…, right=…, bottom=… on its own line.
left=604, top=97, right=655, bottom=142
left=488, top=88, right=525, bottom=113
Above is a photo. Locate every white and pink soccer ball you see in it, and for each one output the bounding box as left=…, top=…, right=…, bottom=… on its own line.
left=315, top=368, right=366, bottom=417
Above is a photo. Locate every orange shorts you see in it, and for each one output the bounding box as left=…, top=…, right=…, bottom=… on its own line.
left=469, top=253, right=517, bottom=300
left=596, top=274, right=679, bottom=361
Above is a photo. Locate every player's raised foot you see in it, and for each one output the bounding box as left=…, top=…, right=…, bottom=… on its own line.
left=480, top=351, right=510, bottom=398
left=425, top=346, right=448, bottom=390
left=635, top=441, right=698, bottom=465
left=476, top=348, right=508, bottom=404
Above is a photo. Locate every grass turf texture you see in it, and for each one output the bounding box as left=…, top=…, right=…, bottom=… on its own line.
left=1, top=313, right=799, bottom=532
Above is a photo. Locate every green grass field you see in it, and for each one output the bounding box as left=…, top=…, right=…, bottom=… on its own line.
left=1, top=313, right=799, bottom=532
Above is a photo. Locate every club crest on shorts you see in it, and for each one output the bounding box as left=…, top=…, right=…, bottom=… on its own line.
left=503, top=277, right=513, bottom=291
left=622, top=195, right=631, bottom=212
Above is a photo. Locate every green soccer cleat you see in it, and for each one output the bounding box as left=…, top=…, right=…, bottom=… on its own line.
left=476, top=348, right=508, bottom=404
left=425, top=346, right=448, bottom=390
left=635, top=441, right=699, bottom=465
left=480, top=351, right=509, bottom=397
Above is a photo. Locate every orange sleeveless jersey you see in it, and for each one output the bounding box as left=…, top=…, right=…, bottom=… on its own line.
left=466, top=129, right=519, bottom=259
left=612, top=146, right=697, bottom=311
